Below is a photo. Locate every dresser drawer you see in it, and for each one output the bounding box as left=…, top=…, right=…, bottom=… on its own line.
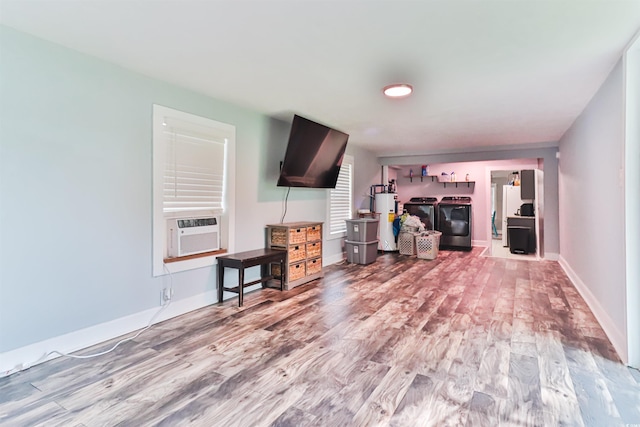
left=306, top=258, right=322, bottom=275
left=306, top=225, right=322, bottom=241
left=288, top=244, right=306, bottom=263
left=306, top=241, right=322, bottom=259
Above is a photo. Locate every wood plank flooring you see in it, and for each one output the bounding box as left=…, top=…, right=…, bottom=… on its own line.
left=1, top=248, right=639, bottom=426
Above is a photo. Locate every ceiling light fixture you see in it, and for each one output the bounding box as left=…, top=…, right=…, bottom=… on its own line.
left=383, top=83, right=413, bottom=98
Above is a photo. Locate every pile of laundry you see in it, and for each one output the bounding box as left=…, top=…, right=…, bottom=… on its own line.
left=392, top=213, right=425, bottom=237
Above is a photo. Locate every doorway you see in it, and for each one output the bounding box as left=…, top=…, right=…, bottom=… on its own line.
left=486, top=167, right=541, bottom=260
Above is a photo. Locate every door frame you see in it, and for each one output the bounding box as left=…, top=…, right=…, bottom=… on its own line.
left=485, top=164, right=541, bottom=257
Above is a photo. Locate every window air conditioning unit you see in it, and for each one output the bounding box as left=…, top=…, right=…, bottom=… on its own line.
left=167, top=217, right=220, bottom=258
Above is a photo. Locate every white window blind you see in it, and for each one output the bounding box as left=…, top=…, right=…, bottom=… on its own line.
left=163, top=118, right=226, bottom=214
left=329, top=156, right=353, bottom=236
left=152, top=104, right=236, bottom=276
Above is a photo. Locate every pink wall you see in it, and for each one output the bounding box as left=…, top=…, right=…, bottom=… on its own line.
left=394, top=159, right=538, bottom=246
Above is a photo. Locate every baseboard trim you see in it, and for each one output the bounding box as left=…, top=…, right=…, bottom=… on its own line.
left=0, top=290, right=218, bottom=378
left=324, top=253, right=346, bottom=266
left=558, top=255, right=628, bottom=364
left=472, top=240, right=489, bottom=248
left=544, top=252, right=560, bottom=261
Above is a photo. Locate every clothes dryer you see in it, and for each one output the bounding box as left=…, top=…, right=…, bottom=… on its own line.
left=403, top=197, right=438, bottom=231
left=437, top=196, right=472, bottom=250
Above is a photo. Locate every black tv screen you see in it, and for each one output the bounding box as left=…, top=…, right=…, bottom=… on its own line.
left=277, top=115, right=349, bottom=188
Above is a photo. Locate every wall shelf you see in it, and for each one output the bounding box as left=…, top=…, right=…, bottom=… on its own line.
left=442, top=181, right=475, bottom=188
left=407, top=175, right=437, bottom=183
left=405, top=174, right=475, bottom=188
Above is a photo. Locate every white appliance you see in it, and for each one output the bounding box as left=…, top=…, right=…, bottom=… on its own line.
left=375, top=193, right=397, bottom=251
left=167, top=217, right=220, bottom=257
left=502, top=185, right=522, bottom=246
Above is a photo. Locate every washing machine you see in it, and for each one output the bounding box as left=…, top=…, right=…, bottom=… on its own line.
left=437, top=196, right=472, bottom=250
left=403, top=197, right=438, bottom=230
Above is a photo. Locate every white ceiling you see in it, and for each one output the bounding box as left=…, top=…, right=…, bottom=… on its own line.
left=1, top=0, right=639, bottom=157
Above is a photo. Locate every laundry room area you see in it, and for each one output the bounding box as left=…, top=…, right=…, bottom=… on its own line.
left=373, top=158, right=548, bottom=260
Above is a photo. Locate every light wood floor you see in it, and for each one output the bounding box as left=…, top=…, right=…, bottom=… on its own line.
left=1, top=248, right=639, bottom=426
left=487, top=237, right=537, bottom=261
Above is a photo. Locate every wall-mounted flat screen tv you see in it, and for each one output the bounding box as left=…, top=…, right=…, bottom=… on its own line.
left=277, top=115, right=349, bottom=188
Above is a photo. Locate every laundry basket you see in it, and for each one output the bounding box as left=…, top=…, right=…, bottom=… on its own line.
left=398, top=231, right=419, bottom=255
left=416, top=231, right=442, bottom=260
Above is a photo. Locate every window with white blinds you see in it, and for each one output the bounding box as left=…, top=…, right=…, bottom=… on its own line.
left=152, top=105, right=236, bottom=276
left=328, top=155, right=353, bottom=238
left=162, top=118, right=226, bottom=214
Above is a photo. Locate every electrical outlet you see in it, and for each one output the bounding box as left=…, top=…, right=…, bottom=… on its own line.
left=161, top=288, right=172, bottom=305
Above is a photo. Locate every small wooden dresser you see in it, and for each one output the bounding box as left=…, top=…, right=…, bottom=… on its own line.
left=266, top=221, right=323, bottom=290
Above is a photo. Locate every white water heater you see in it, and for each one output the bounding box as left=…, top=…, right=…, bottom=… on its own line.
left=375, top=193, right=397, bottom=251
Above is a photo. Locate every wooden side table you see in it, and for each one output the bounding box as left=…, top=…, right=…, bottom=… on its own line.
left=216, top=248, right=286, bottom=307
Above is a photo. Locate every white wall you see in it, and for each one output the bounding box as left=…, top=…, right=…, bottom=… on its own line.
left=624, top=36, right=640, bottom=367
left=558, top=59, right=628, bottom=361
left=322, top=143, right=382, bottom=264
left=0, top=26, right=379, bottom=371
